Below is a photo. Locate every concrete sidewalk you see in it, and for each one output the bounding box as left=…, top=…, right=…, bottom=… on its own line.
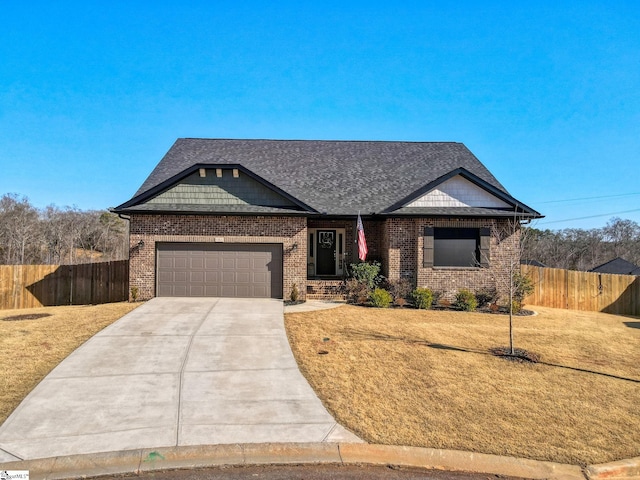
left=0, top=298, right=360, bottom=462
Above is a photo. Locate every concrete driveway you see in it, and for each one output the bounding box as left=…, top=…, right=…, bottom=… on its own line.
left=0, top=298, right=360, bottom=462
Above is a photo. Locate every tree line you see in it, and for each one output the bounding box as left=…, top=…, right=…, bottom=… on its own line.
left=522, top=217, right=640, bottom=271
left=2, top=192, right=638, bottom=271
left=0, top=193, right=128, bottom=265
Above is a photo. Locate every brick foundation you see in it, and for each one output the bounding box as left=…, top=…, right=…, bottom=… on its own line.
left=306, top=279, right=346, bottom=300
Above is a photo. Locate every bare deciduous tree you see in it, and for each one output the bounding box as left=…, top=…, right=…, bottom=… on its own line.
left=522, top=217, right=640, bottom=271
left=0, top=193, right=128, bottom=265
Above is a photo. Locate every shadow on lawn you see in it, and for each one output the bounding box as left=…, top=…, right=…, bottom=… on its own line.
left=341, top=328, right=640, bottom=384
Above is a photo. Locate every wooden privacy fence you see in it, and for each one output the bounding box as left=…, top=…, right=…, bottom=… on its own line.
left=0, top=260, right=129, bottom=310
left=522, top=265, right=640, bottom=316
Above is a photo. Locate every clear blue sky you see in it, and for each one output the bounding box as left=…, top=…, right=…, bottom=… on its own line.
left=1, top=1, right=638, bottom=230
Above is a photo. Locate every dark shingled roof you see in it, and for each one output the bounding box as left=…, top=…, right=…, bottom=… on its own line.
left=589, top=258, right=640, bottom=275
left=115, top=138, right=541, bottom=217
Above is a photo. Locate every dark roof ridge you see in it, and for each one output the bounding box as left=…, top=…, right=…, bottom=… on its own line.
left=176, top=137, right=464, bottom=145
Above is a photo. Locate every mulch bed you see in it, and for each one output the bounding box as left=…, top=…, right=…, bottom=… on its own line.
left=490, top=346, right=541, bottom=363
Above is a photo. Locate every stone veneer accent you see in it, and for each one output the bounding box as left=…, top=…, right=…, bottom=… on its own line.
left=128, top=214, right=307, bottom=301
left=383, top=217, right=520, bottom=302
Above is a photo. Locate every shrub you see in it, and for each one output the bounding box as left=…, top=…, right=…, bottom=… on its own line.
left=454, top=289, right=477, bottom=311
left=511, top=300, right=522, bottom=314
left=394, top=297, right=408, bottom=308
left=348, top=261, right=382, bottom=290
left=369, top=288, right=392, bottom=308
left=475, top=287, right=498, bottom=308
left=346, top=261, right=384, bottom=305
left=411, top=287, right=433, bottom=309
left=432, top=291, right=443, bottom=305
left=387, top=278, right=413, bottom=301
left=290, top=283, right=299, bottom=302
left=345, top=278, right=370, bottom=305
left=513, top=272, right=534, bottom=304
left=130, top=286, right=139, bottom=302
left=439, top=297, right=451, bottom=308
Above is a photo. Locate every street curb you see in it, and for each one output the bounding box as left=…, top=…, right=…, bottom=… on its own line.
left=0, top=442, right=610, bottom=480
left=585, top=456, right=640, bottom=480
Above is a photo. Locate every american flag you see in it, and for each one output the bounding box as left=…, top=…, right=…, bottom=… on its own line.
left=357, top=212, right=368, bottom=261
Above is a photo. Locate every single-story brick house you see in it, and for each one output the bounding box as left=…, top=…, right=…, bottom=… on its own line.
left=113, top=138, right=542, bottom=302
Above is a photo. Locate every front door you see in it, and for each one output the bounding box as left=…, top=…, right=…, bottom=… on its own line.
left=316, top=230, right=336, bottom=275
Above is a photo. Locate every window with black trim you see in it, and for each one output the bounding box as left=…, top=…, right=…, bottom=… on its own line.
left=423, top=227, right=490, bottom=268
left=434, top=228, right=479, bottom=267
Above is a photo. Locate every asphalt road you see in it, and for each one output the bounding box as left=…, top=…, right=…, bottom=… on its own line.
left=93, top=464, right=529, bottom=480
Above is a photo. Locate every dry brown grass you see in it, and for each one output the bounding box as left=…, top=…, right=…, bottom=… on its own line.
left=285, top=305, right=640, bottom=465
left=0, top=302, right=140, bottom=425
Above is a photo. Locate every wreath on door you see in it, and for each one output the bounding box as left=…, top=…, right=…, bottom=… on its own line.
left=319, top=232, right=334, bottom=249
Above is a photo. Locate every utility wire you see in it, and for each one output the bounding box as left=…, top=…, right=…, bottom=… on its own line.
left=538, top=208, right=640, bottom=225
left=537, top=192, right=640, bottom=204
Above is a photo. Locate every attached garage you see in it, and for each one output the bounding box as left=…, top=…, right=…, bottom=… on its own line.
left=156, top=243, right=283, bottom=298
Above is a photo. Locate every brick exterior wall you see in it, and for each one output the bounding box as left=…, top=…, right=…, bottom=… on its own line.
left=128, top=214, right=518, bottom=303
left=128, top=214, right=307, bottom=301
left=383, top=217, right=520, bottom=303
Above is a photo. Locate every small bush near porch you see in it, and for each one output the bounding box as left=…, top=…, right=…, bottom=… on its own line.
left=285, top=305, right=640, bottom=465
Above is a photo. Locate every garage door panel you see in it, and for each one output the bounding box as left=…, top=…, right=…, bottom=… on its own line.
left=236, top=258, right=251, bottom=269
left=252, top=285, right=268, bottom=297
left=157, top=271, right=173, bottom=282
left=157, top=257, right=174, bottom=268
left=190, top=257, right=205, bottom=269
left=204, top=285, right=219, bottom=296
left=235, top=271, right=250, bottom=282
left=157, top=243, right=282, bottom=298
left=220, top=257, right=235, bottom=269
left=172, top=286, right=188, bottom=297
left=174, top=258, right=188, bottom=269
left=189, top=286, right=204, bottom=296
left=190, top=271, right=204, bottom=282
left=221, top=271, right=235, bottom=283
left=235, top=285, right=251, bottom=297
left=220, top=285, right=236, bottom=297
left=252, top=255, right=268, bottom=267
left=204, top=257, right=219, bottom=269
left=204, top=271, right=219, bottom=282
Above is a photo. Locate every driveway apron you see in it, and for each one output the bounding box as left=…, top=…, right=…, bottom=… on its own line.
left=0, top=298, right=357, bottom=462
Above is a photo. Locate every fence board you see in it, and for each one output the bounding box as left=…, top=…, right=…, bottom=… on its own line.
left=0, top=261, right=129, bottom=310
left=522, top=265, right=640, bottom=316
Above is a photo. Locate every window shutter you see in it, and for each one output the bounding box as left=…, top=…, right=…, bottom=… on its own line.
left=423, top=227, right=434, bottom=267
left=480, top=227, right=491, bottom=267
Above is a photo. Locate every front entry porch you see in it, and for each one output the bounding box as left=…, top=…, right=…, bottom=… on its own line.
left=306, top=278, right=346, bottom=300
left=304, top=218, right=382, bottom=300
